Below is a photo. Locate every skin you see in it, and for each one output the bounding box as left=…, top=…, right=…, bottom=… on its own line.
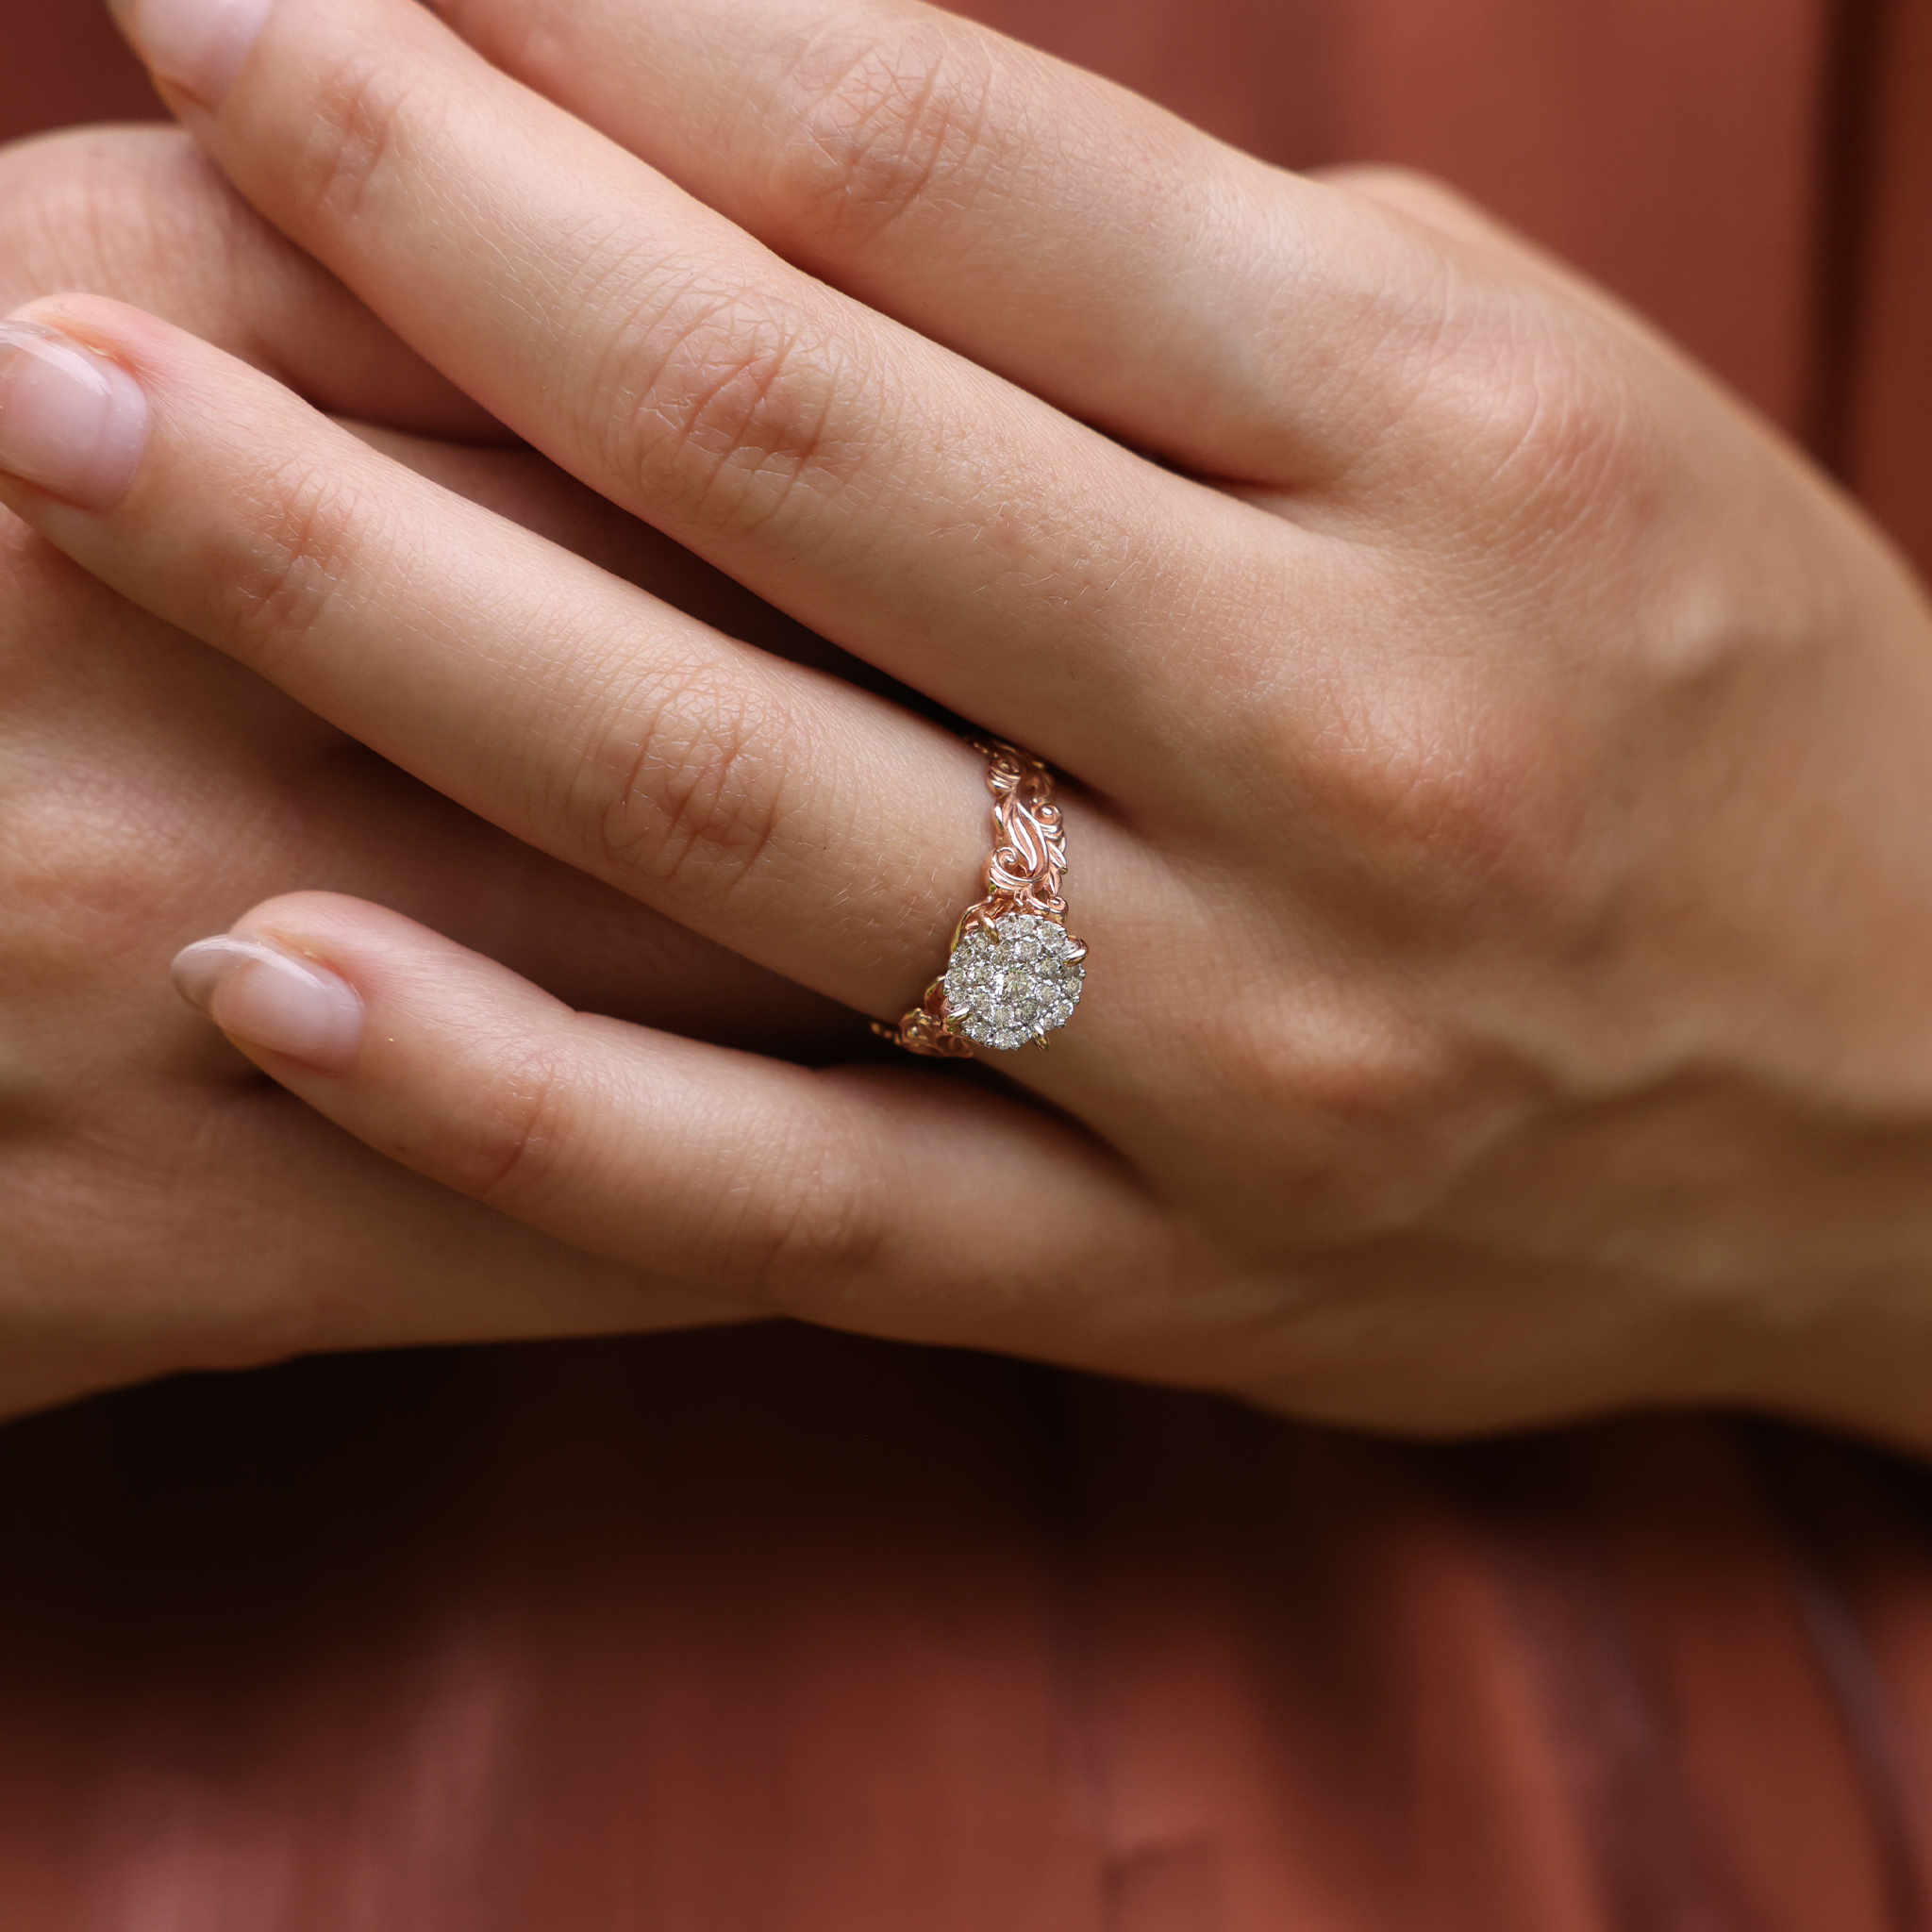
left=11, top=0, right=1932, bottom=1447
left=0, top=123, right=866, bottom=1421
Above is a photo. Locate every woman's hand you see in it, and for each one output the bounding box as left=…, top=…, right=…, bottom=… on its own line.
left=0, top=122, right=868, bottom=1421
left=23, top=0, right=1932, bottom=1445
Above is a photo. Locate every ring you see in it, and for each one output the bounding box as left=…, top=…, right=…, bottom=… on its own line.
left=874, top=741, right=1087, bottom=1058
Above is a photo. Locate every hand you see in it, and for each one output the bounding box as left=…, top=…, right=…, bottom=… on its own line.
left=0, top=122, right=860, bottom=1421
left=23, top=0, right=1932, bottom=1447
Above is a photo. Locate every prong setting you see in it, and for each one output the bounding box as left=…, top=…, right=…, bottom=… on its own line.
left=876, top=741, right=1087, bottom=1058
left=941, top=912, right=1086, bottom=1050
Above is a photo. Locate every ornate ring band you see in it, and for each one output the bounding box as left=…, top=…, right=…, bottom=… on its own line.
left=874, top=740, right=1087, bottom=1058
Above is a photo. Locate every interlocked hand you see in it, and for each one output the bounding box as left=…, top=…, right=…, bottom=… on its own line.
left=0, top=124, right=845, bottom=1418
left=11, top=0, right=1932, bottom=1443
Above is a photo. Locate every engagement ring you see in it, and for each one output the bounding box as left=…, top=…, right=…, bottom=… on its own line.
left=875, top=741, right=1086, bottom=1057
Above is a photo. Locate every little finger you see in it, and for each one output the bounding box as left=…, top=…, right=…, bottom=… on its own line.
left=172, top=893, right=1179, bottom=1368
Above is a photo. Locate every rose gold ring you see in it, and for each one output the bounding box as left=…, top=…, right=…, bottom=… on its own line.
left=874, top=740, right=1087, bottom=1058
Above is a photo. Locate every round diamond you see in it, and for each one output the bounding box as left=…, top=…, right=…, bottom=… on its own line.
left=941, top=912, right=1085, bottom=1050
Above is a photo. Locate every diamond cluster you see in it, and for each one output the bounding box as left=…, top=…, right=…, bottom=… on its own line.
left=941, top=912, right=1085, bottom=1051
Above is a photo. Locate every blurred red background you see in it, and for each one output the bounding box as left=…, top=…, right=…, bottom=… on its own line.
left=7, top=7, right=1932, bottom=1929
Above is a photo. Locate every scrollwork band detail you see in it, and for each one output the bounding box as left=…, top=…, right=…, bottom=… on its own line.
left=873, top=740, right=1084, bottom=1058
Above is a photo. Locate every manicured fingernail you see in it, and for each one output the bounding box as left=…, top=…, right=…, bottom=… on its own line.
left=0, top=322, right=150, bottom=510
left=172, top=937, right=366, bottom=1072
left=108, top=0, right=274, bottom=108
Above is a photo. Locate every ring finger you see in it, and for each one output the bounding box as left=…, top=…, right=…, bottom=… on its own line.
left=0, top=299, right=1162, bottom=1041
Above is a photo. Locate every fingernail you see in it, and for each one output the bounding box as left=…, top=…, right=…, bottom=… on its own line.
left=172, top=937, right=366, bottom=1072
left=0, top=321, right=150, bottom=510
left=109, top=0, right=274, bottom=108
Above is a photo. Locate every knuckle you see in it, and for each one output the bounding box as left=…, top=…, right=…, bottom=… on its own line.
left=1186, top=988, right=1499, bottom=1238
left=287, top=49, right=420, bottom=230
left=1462, top=326, right=1633, bottom=518
left=1383, top=270, right=1636, bottom=528
left=1320, top=161, right=1455, bottom=202
left=439, top=1039, right=581, bottom=1216
left=570, top=659, right=801, bottom=908
left=602, top=281, right=857, bottom=530
left=1333, top=245, right=1634, bottom=523
left=1276, top=645, right=1613, bottom=948
left=1237, top=996, right=1463, bottom=1137
left=764, top=17, right=1002, bottom=249
left=0, top=133, right=89, bottom=299
left=732, top=1097, right=886, bottom=1304
left=1317, top=163, right=1489, bottom=238
left=1293, top=673, right=1548, bottom=900
left=221, top=456, right=375, bottom=671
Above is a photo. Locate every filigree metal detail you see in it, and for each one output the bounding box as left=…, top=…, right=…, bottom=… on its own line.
left=874, top=740, right=1086, bottom=1058
left=976, top=742, right=1069, bottom=923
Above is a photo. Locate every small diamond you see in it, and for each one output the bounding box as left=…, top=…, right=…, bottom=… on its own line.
left=941, top=912, right=1085, bottom=1050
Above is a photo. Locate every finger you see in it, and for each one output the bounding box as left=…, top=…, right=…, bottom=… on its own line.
left=0, top=546, right=787, bottom=1425
left=0, top=298, right=1158, bottom=1032
left=433, top=0, right=1442, bottom=484
left=1, top=124, right=861, bottom=667
left=5, top=1045, right=759, bottom=1423
left=170, top=893, right=1183, bottom=1375
left=353, top=424, right=877, bottom=687
left=0, top=123, right=498, bottom=440
left=109, top=0, right=1273, bottom=773
left=0, top=488, right=856, bottom=1067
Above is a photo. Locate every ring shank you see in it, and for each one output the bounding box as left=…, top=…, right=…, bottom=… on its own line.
left=874, top=741, right=1081, bottom=1058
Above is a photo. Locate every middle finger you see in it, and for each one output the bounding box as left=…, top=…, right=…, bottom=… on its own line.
left=109, top=0, right=1279, bottom=787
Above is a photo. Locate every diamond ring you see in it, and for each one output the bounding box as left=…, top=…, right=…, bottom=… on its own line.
left=874, top=741, right=1087, bottom=1057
